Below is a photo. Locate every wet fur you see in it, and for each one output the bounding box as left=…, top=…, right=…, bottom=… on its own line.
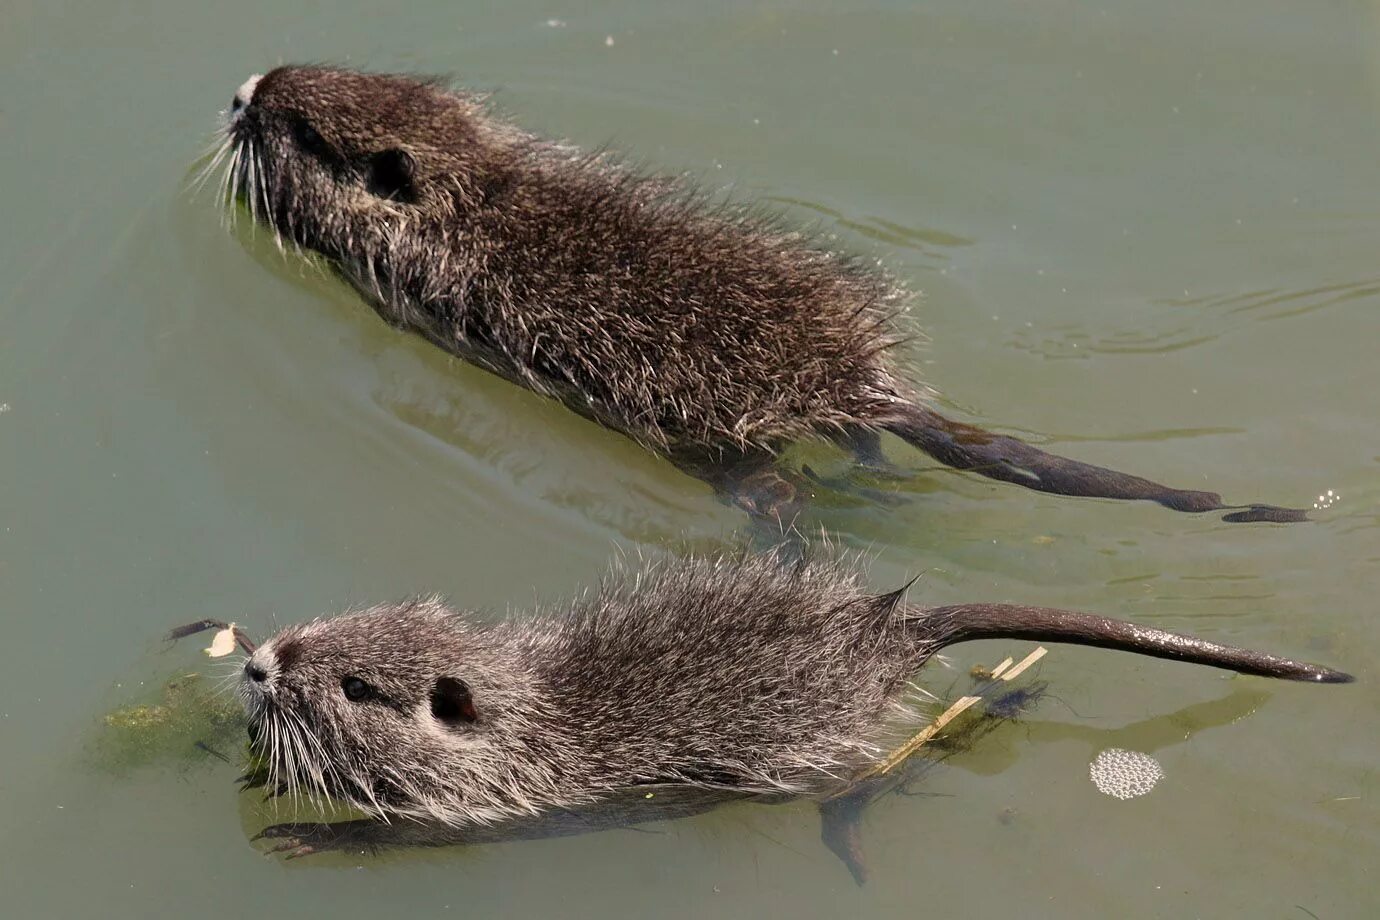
left=214, top=65, right=1307, bottom=522
left=224, top=67, right=907, bottom=452
left=240, top=553, right=1347, bottom=830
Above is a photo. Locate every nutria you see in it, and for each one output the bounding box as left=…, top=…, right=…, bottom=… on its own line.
left=243, top=678, right=1044, bottom=882
left=223, top=553, right=1346, bottom=858
left=208, top=65, right=1307, bottom=525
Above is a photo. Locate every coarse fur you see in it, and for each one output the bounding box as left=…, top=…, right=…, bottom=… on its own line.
left=219, top=67, right=907, bottom=451
left=239, top=552, right=1349, bottom=830
left=208, top=65, right=1307, bottom=523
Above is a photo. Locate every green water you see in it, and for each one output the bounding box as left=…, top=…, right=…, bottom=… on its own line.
left=2, top=1, right=1377, bottom=916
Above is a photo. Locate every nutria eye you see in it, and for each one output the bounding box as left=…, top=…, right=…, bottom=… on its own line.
left=367, top=148, right=417, bottom=202
left=341, top=676, right=370, bottom=702
left=294, top=119, right=330, bottom=156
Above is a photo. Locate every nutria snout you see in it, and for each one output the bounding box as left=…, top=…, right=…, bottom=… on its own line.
left=230, top=74, right=260, bottom=120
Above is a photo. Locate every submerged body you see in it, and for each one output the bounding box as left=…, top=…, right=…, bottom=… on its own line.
left=215, top=65, right=1305, bottom=523
left=239, top=554, right=1348, bottom=831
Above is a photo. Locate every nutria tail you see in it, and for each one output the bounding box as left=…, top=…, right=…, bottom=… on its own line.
left=879, top=401, right=1308, bottom=524
left=918, top=603, right=1352, bottom=683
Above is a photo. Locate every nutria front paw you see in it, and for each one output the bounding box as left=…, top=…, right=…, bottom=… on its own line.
left=252, top=821, right=369, bottom=859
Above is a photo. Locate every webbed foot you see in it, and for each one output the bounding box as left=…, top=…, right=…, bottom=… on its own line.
left=252, top=820, right=378, bottom=859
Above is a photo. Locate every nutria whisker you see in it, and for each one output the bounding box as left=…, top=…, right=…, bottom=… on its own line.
left=186, top=133, right=234, bottom=197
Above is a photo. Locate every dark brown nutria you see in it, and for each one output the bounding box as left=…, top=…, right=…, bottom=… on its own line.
left=209, top=65, right=1307, bottom=525
left=229, top=553, right=1347, bottom=849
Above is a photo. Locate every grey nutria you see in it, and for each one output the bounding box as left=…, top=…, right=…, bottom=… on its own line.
left=208, top=65, right=1306, bottom=524
left=225, top=553, right=1347, bottom=858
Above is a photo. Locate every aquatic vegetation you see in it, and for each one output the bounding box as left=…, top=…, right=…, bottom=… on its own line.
left=89, top=671, right=246, bottom=775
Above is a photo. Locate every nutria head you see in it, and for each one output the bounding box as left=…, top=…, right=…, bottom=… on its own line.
left=221, top=66, right=507, bottom=261
left=239, top=597, right=562, bottom=826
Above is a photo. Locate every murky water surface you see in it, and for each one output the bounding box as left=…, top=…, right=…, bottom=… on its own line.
left=2, top=1, right=1377, bottom=916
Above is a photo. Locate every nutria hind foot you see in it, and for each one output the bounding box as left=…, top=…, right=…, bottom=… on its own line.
left=253, top=822, right=355, bottom=859
left=698, top=442, right=910, bottom=534
left=726, top=465, right=807, bottom=523
left=723, top=465, right=812, bottom=560
left=840, top=425, right=911, bottom=479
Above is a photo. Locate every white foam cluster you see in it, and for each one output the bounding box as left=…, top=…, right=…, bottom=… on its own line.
left=1089, top=748, right=1163, bottom=800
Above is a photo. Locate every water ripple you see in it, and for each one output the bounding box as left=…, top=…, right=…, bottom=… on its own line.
left=1009, top=277, right=1380, bottom=360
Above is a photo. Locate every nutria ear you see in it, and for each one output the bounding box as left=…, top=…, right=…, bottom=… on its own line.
left=367, top=147, right=418, bottom=202
left=430, top=675, right=478, bottom=726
